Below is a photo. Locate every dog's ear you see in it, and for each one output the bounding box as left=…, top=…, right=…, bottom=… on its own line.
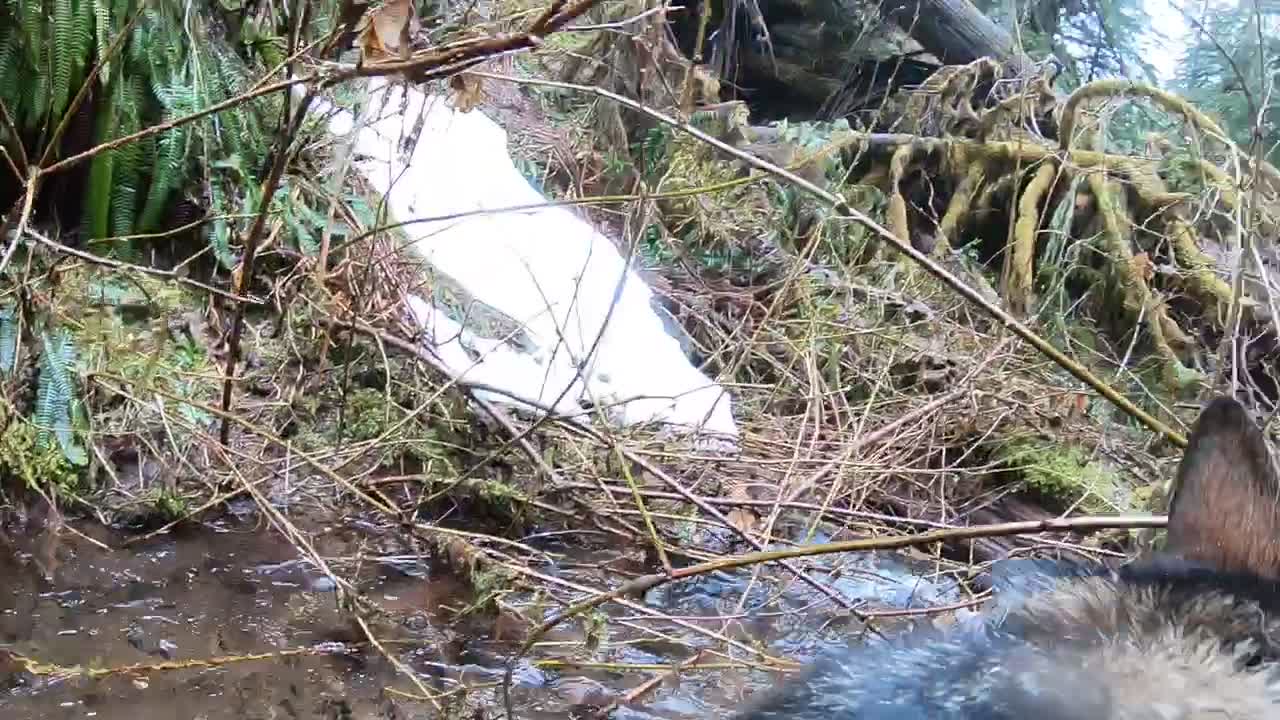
left=1165, top=397, right=1280, bottom=579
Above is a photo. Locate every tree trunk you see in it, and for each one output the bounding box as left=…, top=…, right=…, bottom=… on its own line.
left=885, top=0, right=1035, bottom=74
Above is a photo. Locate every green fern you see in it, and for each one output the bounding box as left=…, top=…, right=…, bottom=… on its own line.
left=0, top=305, right=16, bottom=375
left=207, top=180, right=235, bottom=268
left=20, top=0, right=44, bottom=69
left=137, top=80, right=194, bottom=232
left=109, top=74, right=146, bottom=237
left=92, top=0, right=111, bottom=82
left=26, top=60, right=49, bottom=129
left=50, top=0, right=74, bottom=121
left=35, top=328, right=86, bottom=466
left=70, top=0, right=95, bottom=98
left=137, top=122, right=189, bottom=232
left=138, top=128, right=187, bottom=232
left=210, top=44, right=268, bottom=166
left=193, top=42, right=236, bottom=160
left=284, top=186, right=323, bottom=256
left=34, top=331, right=72, bottom=446
left=83, top=74, right=115, bottom=239
left=0, top=26, right=21, bottom=120
left=5, top=0, right=335, bottom=258
left=126, top=4, right=147, bottom=67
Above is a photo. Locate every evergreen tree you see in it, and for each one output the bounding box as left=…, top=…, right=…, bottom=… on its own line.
left=1172, top=1, right=1280, bottom=163
left=972, top=0, right=1159, bottom=87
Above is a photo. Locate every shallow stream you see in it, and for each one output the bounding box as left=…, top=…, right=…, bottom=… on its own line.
left=0, top=507, right=966, bottom=719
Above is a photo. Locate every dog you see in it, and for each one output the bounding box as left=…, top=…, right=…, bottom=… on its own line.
left=734, top=396, right=1280, bottom=719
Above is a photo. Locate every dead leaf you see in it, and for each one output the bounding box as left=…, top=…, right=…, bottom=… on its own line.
left=726, top=508, right=759, bottom=535
left=445, top=537, right=478, bottom=576
left=721, top=479, right=760, bottom=533
left=1070, top=392, right=1089, bottom=418
left=1131, top=251, right=1155, bottom=282
left=450, top=73, right=485, bottom=112
left=357, top=0, right=421, bottom=61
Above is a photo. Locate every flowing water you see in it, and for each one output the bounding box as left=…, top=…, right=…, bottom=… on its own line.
left=0, top=504, right=967, bottom=719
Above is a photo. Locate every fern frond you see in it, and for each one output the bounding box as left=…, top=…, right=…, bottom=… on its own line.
left=0, top=305, right=16, bottom=375
left=0, top=25, right=23, bottom=124
left=207, top=180, right=235, bottom=268
left=111, top=158, right=140, bottom=238
left=134, top=75, right=196, bottom=232
left=34, top=328, right=85, bottom=466
left=116, top=68, right=144, bottom=128
left=191, top=40, right=228, bottom=155
left=33, top=373, right=55, bottom=448
left=35, top=328, right=74, bottom=452
left=69, top=0, right=94, bottom=92
left=91, top=0, right=110, bottom=82
left=20, top=0, right=44, bottom=69
left=26, top=60, right=49, bottom=128
left=210, top=44, right=267, bottom=167
left=83, top=77, right=115, bottom=239
left=55, top=330, right=86, bottom=466
left=255, top=35, right=284, bottom=74
left=109, top=77, right=145, bottom=237
left=142, top=6, right=181, bottom=83
left=137, top=123, right=187, bottom=232
left=286, top=193, right=326, bottom=256
left=50, top=0, right=75, bottom=120
left=126, top=6, right=147, bottom=67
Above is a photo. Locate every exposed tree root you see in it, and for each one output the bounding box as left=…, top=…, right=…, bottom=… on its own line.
left=936, top=156, right=985, bottom=256
left=1005, top=161, right=1056, bottom=315
left=560, top=25, right=1280, bottom=398
left=887, top=143, right=915, bottom=252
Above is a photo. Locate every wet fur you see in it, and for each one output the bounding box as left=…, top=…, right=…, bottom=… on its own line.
left=735, top=397, right=1280, bottom=719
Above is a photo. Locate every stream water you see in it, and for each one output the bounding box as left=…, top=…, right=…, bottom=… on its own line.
left=0, top=505, right=967, bottom=719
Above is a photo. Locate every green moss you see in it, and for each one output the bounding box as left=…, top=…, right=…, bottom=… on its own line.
left=291, top=385, right=458, bottom=476
left=152, top=487, right=190, bottom=521
left=71, top=270, right=221, bottom=430
left=343, top=387, right=394, bottom=442
left=994, top=435, right=1130, bottom=514
left=460, top=477, right=525, bottom=515
left=0, top=419, right=84, bottom=495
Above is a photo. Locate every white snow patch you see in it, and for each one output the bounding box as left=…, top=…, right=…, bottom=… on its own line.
left=303, top=76, right=739, bottom=447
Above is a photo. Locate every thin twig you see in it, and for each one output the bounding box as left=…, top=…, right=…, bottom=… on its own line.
left=26, top=228, right=261, bottom=304
left=340, top=316, right=867, bottom=617
left=90, top=373, right=399, bottom=516
left=40, top=76, right=307, bottom=177
left=0, top=97, right=28, bottom=178
left=0, top=172, right=41, bottom=276
left=38, top=7, right=146, bottom=168
left=218, top=92, right=315, bottom=445
left=501, top=513, right=1167, bottom=717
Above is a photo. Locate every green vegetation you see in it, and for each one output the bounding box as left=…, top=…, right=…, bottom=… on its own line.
left=994, top=436, right=1130, bottom=514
